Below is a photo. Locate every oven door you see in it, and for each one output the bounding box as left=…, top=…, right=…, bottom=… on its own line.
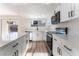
left=46, top=33, right=53, bottom=56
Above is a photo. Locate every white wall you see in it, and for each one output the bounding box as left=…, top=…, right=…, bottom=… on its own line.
left=0, top=4, right=18, bottom=15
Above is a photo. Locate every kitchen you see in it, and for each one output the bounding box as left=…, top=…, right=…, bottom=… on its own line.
left=0, top=3, right=79, bottom=56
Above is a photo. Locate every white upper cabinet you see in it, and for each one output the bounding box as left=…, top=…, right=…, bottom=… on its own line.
left=59, top=3, right=79, bottom=22
left=60, top=3, right=72, bottom=22
left=74, top=4, right=79, bottom=19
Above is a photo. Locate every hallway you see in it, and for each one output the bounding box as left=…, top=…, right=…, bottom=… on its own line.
left=26, top=41, right=49, bottom=56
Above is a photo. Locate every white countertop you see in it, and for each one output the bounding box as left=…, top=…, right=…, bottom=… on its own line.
left=0, top=32, right=29, bottom=47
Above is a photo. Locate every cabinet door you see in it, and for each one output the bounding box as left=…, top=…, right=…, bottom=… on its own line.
left=0, top=43, right=14, bottom=56
left=61, top=39, right=72, bottom=56
left=74, top=3, right=79, bottom=18
left=21, top=36, right=27, bottom=56
left=9, top=40, right=19, bottom=56
left=53, top=40, right=59, bottom=56
left=18, top=35, right=29, bottom=56
left=53, top=38, right=71, bottom=56
left=53, top=38, right=62, bottom=56
left=61, top=48, right=70, bottom=56
left=11, top=37, right=26, bottom=56
left=60, top=3, right=72, bottom=22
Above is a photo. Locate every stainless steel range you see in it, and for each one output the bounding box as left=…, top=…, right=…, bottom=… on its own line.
left=46, top=32, right=53, bottom=56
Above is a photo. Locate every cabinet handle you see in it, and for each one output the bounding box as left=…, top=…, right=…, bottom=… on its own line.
left=57, top=47, right=62, bottom=56
left=57, top=47, right=59, bottom=53
left=59, top=49, right=62, bottom=56
left=12, top=43, right=18, bottom=48
left=64, top=45, right=72, bottom=51
left=12, top=50, right=19, bottom=56
left=54, top=39, right=57, bottom=41
left=68, top=12, right=71, bottom=18
left=15, top=50, right=19, bottom=56
left=71, top=10, right=74, bottom=17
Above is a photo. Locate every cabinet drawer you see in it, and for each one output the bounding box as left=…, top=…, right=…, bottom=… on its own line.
left=61, top=47, right=71, bottom=56
left=53, top=35, right=62, bottom=46
left=61, top=41, right=72, bottom=56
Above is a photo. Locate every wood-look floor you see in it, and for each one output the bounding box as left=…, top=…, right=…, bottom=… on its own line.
left=26, top=41, right=48, bottom=56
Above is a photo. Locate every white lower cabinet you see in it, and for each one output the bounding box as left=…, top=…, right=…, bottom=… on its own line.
left=0, top=40, right=19, bottom=56
left=0, top=34, right=29, bottom=56
left=19, top=36, right=28, bottom=56
left=62, top=48, right=71, bottom=56
left=15, top=35, right=29, bottom=56
left=53, top=43, right=62, bottom=56
left=53, top=40, right=59, bottom=56
left=10, top=40, right=21, bottom=56
left=53, top=35, right=72, bottom=56
left=12, top=40, right=21, bottom=56
left=53, top=37, right=62, bottom=56
left=0, top=44, right=14, bottom=56
left=53, top=40, right=70, bottom=56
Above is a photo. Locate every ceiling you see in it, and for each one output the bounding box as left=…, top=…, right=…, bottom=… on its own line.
left=4, top=3, right=60, bottom=19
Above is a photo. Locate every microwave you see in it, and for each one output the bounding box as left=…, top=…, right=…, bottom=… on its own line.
left=51, top=11, right=60, bottom=24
